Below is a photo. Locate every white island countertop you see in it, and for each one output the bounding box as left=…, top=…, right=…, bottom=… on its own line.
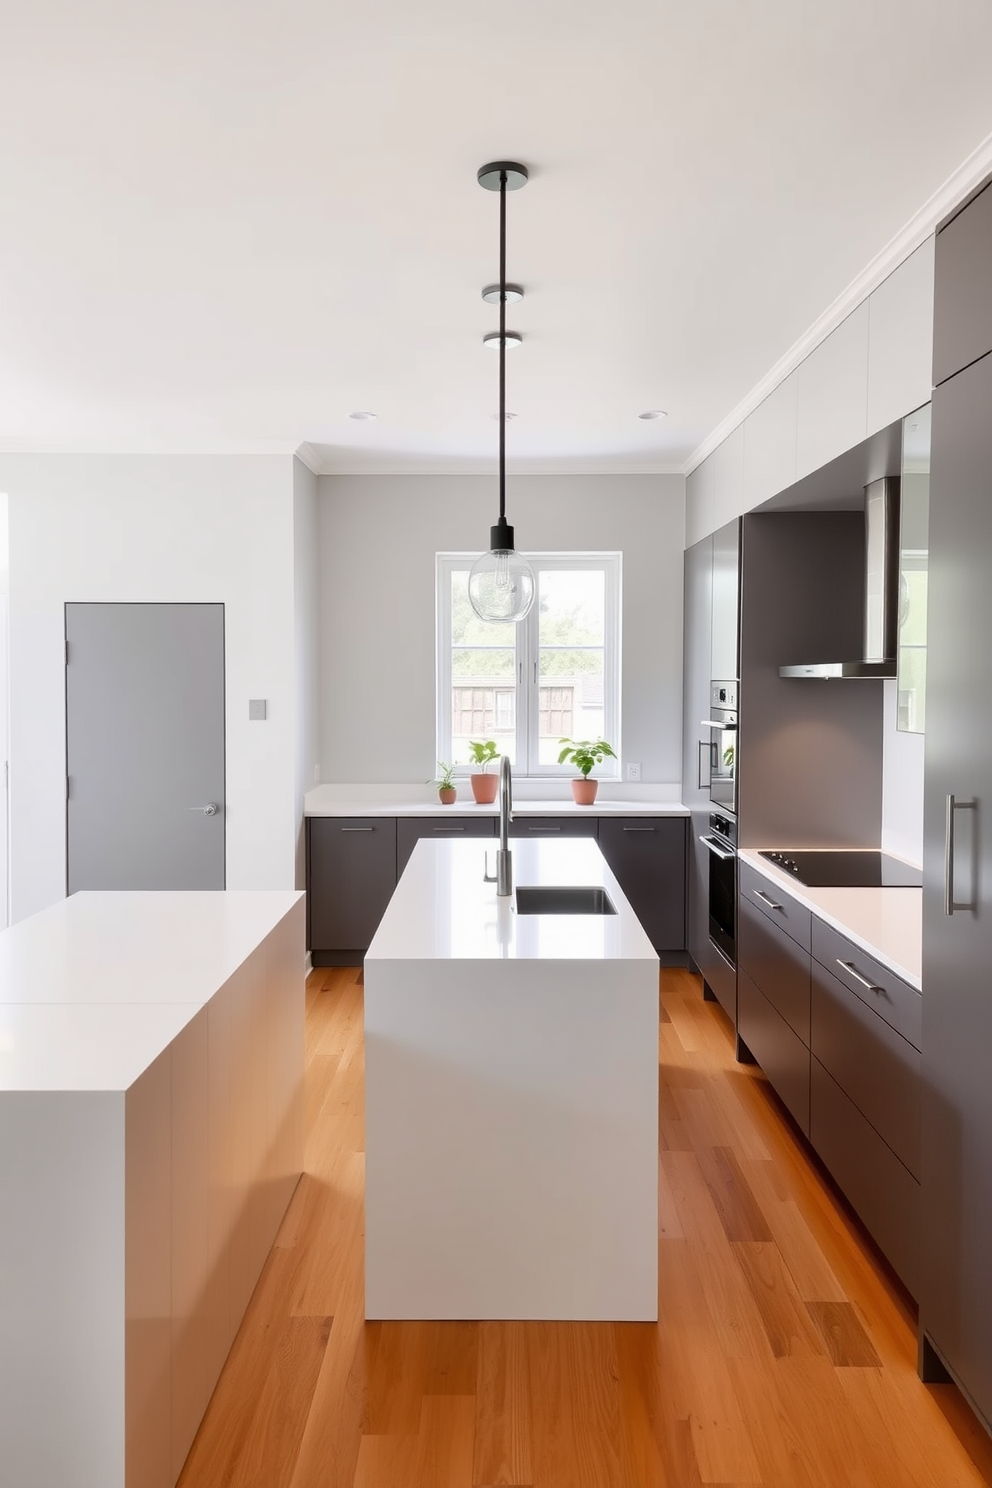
left=367, top=836, right=659, bottom=962
left=738, top=849, right=922, bottom=990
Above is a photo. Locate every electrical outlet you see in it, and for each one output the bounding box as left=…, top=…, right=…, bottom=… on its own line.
left=626, top=762, right=641, bottom=782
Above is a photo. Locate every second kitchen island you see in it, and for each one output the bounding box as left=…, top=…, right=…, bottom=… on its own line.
left=364, top=836, right=659, bottom=1322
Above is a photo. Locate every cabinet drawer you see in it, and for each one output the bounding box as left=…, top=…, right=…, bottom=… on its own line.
left=811, top=956, right=920, bottom=1179
left=739, top=860, right=811, bottom=952
left=509, top=816, right=599, bottom=837
left=397, top=816, right=495, bottom=875
left=811, top=1057, right=920, bottom=1297
left=738, top=969, right=810, bottom=1136
left=812, top=917, right=921, bottom=1049
left=738, top=892, right=811, bottom=1045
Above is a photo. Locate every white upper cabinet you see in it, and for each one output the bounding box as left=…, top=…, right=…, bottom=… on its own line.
left=685, top=452, right=715, bottom=548
left=867, top=236, right=935, bottom=434
left=742, top=371, right=798, bottom=511
left=796, top=302, right=870, bottom=480
left=712, top=424, right=745, bottom=529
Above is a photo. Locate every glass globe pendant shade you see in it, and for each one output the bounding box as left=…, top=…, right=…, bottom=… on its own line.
left=468, top=519, right=536, bottom=623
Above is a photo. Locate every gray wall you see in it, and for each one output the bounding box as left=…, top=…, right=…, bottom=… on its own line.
left=293, top=457, right=319, bottom=888
left=316, top=473, right=685, bottom=785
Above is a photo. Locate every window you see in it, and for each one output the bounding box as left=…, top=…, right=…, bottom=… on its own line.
left=437, top=553, right=620, bottom=776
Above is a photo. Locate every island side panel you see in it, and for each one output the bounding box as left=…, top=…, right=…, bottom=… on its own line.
left=365, top=956, right=658, bottom=1321
left=0, top=1090, right=126, bottom=1488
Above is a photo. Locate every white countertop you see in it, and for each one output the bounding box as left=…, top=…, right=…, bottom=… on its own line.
left=738, top=849, right=922, bottom=990
left=0, top=890, right=305, bottom=1090
left=305, top=783, right=688, bottom=818
left=366, top=837, right=658, bottom=963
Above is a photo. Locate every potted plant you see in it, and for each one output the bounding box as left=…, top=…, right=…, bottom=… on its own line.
left=467, top=739, right=500, bottom=804
left=557, top=737, right=617, bottom=805
left=431, top=761, right=458, bottom=806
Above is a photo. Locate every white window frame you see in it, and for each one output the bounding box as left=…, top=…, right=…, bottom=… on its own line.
left=436, top=552, right=621, bottom=778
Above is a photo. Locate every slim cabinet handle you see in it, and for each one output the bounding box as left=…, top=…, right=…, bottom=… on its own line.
left=836, top=959, right=882, bottom=994
left=341, top=826, right=374, bottom=832
left=527, top=825, right=561, bottom=832
left=753, top=888, right=783, bottom=911
left=945, top=794, right=978, bottom=915
left=433, top=826, right=465, bottom=831
left=622, top=826, right=656, bottom=832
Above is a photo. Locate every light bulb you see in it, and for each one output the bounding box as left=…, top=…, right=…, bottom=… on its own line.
left=468, top=545, right=536, bottom=623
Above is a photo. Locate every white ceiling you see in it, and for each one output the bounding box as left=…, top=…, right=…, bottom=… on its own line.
left=3, top=0, right=992, bottom=474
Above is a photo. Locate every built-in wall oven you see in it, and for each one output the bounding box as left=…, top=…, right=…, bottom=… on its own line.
left=700, top=810, right=737, bottom=968
left=700, top=680, right=738, bottom=813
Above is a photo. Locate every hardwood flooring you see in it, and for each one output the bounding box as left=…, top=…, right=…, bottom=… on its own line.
left=176, top=965, right=992, bottom=1488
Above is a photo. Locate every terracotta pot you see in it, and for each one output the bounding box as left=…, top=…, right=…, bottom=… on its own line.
left=471, top=773, right=499, bottom=805
left=438, top=787, right=457, bottom=806
left=571, top=777, right=599, bottom=805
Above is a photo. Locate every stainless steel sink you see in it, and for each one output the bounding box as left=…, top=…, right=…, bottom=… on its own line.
left=514, top=886, right=617, bottom=916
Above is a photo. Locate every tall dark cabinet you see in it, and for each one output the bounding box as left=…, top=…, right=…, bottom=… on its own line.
left=920, top=175, right=992, bottom=1420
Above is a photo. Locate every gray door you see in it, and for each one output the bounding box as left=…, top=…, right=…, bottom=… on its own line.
left=66, top=603, right=225, bottom=892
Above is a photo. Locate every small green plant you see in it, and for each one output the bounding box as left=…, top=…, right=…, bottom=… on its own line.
left=430, top=761, right=456, bottom=789
left=557, top=737, right=617, bottom=778
left=468, top=740, right=499, bottom=773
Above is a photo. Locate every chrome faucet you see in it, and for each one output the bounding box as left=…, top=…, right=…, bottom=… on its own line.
left=484, top=754, right=514, bottom=895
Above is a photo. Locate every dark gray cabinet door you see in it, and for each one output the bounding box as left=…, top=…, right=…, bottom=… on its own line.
left=308, top=818, right=397, bottom=960
left=397, top=816, right=495, bottom=875
left=738, top=969, right=810, bottom=1135
left=597, top=818, right=686, bottom=951
left=737, top=893, right=811, bottom=1044
left=921, top=347, right=992, bottom=1418
left=933, top=181, right=992, bottom=387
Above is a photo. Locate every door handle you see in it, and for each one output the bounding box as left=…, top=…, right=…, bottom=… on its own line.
left=187, top=803, right=219, bottom=816
left=697, top=739, right=715, bottom=789
left=700, top=834, right=736, bottom=861
left=945, top=794, right=977, bottom=915
left=752, top=888, right=784, bottom=911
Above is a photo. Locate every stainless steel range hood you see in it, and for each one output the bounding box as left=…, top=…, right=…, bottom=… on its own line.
left=779, top=476, right=900, bottom=679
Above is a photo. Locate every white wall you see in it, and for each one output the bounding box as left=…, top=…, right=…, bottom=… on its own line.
left=292, top=457, right=319, bottom=889
left=316, top=473, right=685, bottom=785
left=2, top=454, right=299, bottom=921
left=881, top=680, right=925, bottom=866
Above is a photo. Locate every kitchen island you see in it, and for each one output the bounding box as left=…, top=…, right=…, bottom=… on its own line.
left=0, top=889, right=305, bottom=1488
left=364, top=836, right=659, bottom=1322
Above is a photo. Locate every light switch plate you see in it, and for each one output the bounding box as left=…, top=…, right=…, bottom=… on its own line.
left=248, top=699, right=267, bottom=721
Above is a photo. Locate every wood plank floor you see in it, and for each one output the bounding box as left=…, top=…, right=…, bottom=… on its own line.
left=177, top=965, right=992, bottom=1488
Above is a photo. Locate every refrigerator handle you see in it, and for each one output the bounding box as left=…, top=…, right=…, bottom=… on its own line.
left=945, top=793, right=977, bottom=915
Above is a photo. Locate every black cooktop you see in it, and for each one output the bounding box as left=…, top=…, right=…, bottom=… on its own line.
left=758, top=849, right=923, bottom=888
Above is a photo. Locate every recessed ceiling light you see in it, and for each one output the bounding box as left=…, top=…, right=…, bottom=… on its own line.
left=348, top=410, right=377, bottom=420
left=483, top=331, right=522, bottom=349
left=482, top=283, right=524, bottom=304
left=638, top=409, right=668, bottom=420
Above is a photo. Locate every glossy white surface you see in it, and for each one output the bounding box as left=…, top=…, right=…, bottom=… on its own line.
left=365, top=838, right=659, bottom=1322
left=739, top=849, right=922, bottom=989
left=305, top=782, right=688, bottom=817
left=367, top=838, right=658, bottom=962
left=0, top=891, right=305, bottom=1488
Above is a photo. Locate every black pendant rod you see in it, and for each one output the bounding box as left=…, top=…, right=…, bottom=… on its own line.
left=499, top=167, right=506, bottom=524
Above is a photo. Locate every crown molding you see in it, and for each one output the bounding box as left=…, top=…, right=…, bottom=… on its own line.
left=683, top=127, right=992, bottom=476
left=293, top=442, right=323, bottom=475
left=313, top=460, right=685, bottom=477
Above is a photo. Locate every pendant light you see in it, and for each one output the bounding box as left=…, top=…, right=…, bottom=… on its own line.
left=468, top=161, right=536, bottom=624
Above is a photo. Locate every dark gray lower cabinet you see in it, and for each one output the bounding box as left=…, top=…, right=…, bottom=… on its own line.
left=597, top=818, right=686, bottom=952
left=738, top=968, right=811, bottom=1135
left=397, top=816, right=495, bottom=875
left=738, top=869, right=922, bottom=1296
left=308, top=817, right=398, bottom=965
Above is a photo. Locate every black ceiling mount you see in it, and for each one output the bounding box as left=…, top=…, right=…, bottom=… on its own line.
left=477, top=161, right=528, bottom=192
